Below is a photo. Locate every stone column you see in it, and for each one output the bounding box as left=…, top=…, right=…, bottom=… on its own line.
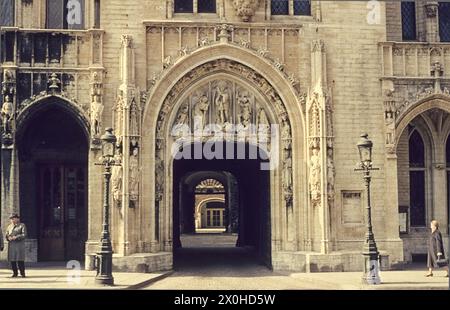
left=306, top=40, right=333, bottom=254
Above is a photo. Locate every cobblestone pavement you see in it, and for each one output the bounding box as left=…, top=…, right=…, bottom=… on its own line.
left=145, top=234, right=449, bottom=290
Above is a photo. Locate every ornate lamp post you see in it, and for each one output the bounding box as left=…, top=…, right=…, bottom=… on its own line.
left=95, top=128, right=117, bottom=286
left=355, top=133, right=381, bottom=285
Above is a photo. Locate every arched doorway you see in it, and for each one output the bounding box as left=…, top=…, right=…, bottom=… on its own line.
left=16, top=98, right=89, bottom=262
left=143, top=51, right=305, bottom=272
left=395, top=107, right=449, bottom=262
left=172, top=142, right=271, bottom=268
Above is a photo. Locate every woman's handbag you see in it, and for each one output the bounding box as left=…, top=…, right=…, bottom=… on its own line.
left=437, top=255, right=449, bottom=268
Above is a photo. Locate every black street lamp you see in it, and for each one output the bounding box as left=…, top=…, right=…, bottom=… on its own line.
left=95, top=128, right=117, bottom=286
left=355, top=133, right=381, bottom=285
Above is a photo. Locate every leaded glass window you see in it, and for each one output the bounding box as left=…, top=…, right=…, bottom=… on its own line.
left=401, top=1, right=417, bottom=41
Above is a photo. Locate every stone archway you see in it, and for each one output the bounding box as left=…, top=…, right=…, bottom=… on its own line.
left=142, top=45, right=306, bottom=268
left=383, top=93, right=450, bottom=263
left=14, top=96, right=90, bottom=262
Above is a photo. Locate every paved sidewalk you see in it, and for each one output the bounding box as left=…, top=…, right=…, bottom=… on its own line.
left=0, top=264, right=172, bottom=290
left=289, top=269, right=449, bottom=290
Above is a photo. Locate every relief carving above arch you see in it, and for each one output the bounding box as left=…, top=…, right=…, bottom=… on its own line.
left=154, top=59, right=294, bottom=209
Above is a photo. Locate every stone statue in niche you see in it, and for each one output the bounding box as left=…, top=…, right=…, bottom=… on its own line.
left=90, top=94, right=104, bottom=137
left=283, top=154, right=293, bottom=192
left=175, top=103, right=189, bottom=126
left=111, top=155, right=123, bottom=207
left=129, top=147, right=140, bottom=203
left=385, top=111, right=395, bottom=145
left=1, top=95, right=13, bottom=134
left=327, top=148, right=335, bottom=200
left=257, top=108, right=270, bottom=135
left=193, top=94, right=209, bottom=133
left=214, top=81, right=231, bottom=126
left=238, top=91, right=252, bottom=128
left=310, top=148, right=321, bottom=204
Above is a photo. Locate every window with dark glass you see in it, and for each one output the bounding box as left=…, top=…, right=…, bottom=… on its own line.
left=198, top=0, right=216, bottom=13
left=94, top=0, right=101, bottom=28
left=439, top=2, right=450, bottom=42
left=271, top=0, right=289, bottom=15
left=46, top=0, right=85, bottom=29
left=409, top=129, right=425, bottom=167
left=294, top=0, right=311, bottom=16
left=174, top=0, right=193, bottom=13
left=401, top=1, right=417, bottom=40
left=409, top=129, right=426, bottom=227
left=0, top=0, right=15, bottom=26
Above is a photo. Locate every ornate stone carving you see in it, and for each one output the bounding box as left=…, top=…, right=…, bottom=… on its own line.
left=237, top=90, right=252, bottom=128
left=214, top=81, right=231, bottom=126
left=425, top=1, right=438, bottom=18
left=193, top=93, right=210, bottom=133
left=90, top=72, right=104, bottom=146
left=309, top=147, right=321, bottom=205
left=327, top=148, right=335, bottom=200
left=129, top=146, right=140, bottom=204
left=163, top=55, right=173, bottom=69
left=231, top=0, right=261, bottom=22
left=1, top=70, right=16, bottom=147
left=48, top=73, right=61, bottom=93
left=112, top=155, right=123, bottom=207
left=216, top=24, right=233, bottom=43
left=199, top=37, right=212, bottom=47
left=153, top=59, right=295, bottom=209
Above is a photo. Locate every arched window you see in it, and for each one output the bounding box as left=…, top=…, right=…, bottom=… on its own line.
left=409, top=129, right=426, bottom=227
left=401, top=0, right=416, bottom=41
left=439, top=1, right=450, bottom=42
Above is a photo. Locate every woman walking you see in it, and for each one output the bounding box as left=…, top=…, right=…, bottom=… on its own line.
left=6, top=214, right=27, bottom=278
left=426, top=220, right=449, bottom=277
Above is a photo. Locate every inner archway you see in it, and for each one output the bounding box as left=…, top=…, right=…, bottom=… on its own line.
left=17, top=98, right=89, bottom=262
left=173, top=142, right=271, bottom=270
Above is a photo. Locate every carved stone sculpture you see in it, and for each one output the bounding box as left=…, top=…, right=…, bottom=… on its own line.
left=310, top=148, right=321, bottom=205
left=232, top=0, right=260, bottom=22
left=214, top=82, right=231, bottom=125
left=129, top=147, right=140, bottom=203
left=111, top=155, right=123, bottom=207
left=193, top=94, right=209, bottom=133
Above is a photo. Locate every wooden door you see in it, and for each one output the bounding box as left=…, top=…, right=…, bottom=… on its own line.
left=38, top=164, right=87, bottom=261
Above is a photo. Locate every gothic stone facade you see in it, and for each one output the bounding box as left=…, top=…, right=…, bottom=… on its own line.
left=0, top=0, right=448, bottom=272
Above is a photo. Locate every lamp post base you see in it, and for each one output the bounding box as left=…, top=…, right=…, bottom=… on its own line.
left=95, top=275, right=114, bottom=286
left=362, top=254, right=381, bottom=285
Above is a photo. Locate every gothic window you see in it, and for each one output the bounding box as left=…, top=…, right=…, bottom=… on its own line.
left=198, top=0, right=216, bottom=13
left=271, top=0, right=311, bottom=16
left=174, top=0, right=194, bottom=13
left=401, top=1, right=417, bottom=41
left=439, top=2, right=450, bottom=42
left=409, top=129, right=426, bottom=227
left=271, top=0, right=289, bottom=15
left=46, top=0, right=85, bottom=29
left=294, top=0, right=311, bottom=16
left=94, top=0, right=101, bottom=28
left=0, top=0, right=14, bottom=26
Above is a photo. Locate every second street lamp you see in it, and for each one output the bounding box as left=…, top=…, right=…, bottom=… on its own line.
left=356, top=133, right=381, bottom=285
left=95, top=128, right=117, bottom=286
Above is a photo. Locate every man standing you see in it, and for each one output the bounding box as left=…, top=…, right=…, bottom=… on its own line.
left=6, top=214, right=27, bottom=278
